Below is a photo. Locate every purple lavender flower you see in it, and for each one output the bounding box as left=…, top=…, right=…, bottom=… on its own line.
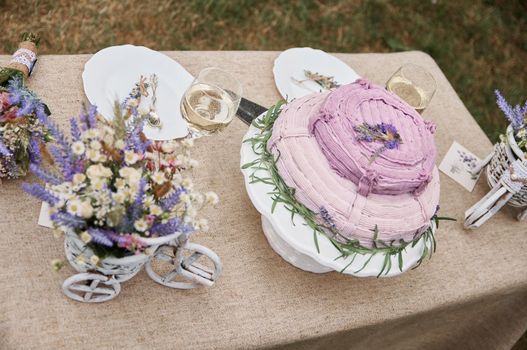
left=160, top=187, right=185, bottom=211
left=495, top=89, right=526, bottom=130
left=87, top=105, right=97, bottom=129
left=29, top=163, right=64, bottom=185
left=44, top=118, right=69, bottom=152
left=354, top=122, right=402, bottom=148
left=28, top=137, right=42, bottom=164
left=320, top=207, right=337, bottom=230
left=151, top=218, right=183, bottom=236
left=126, top=121, right=150, bottom=153
left=385, top=139, right=399, bottom=150
left=70, top=118, right=81, bottom=142
left=35, top=103, right=49, bottom=124
left=129, top=178, right=146, bottom=222
left=21, top=183, right=60, bottom=206
left=87, top=228, right=114, bottom=247
left=0, top=139, right=11, bottom=156
left=50, top=212, right=86, bottom=229
left=353, top=122, right=402, bottom=161
left=48, top=145, right=74, bottom=181
left=7, top=78, right=23, bottom=105
left=7, top=77, right=46, bottom=119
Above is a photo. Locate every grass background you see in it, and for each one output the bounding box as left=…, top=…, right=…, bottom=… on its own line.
left=0, top=0, right=526, bottom=347
left=0, top=0, right=526, bottom=142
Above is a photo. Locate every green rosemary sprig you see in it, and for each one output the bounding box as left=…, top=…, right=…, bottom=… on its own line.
left=243, top=102, right=454, bottom=277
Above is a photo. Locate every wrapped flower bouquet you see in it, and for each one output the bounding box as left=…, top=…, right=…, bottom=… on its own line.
left=24, top=78, right=222, bottom=302
left=0, top=33, right=50, bottom=180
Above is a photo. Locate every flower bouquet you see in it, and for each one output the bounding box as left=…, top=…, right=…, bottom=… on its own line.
left=0, top=77, right=50, bottom=179
left=0, top=33, right=50, bottom=180
left=24, top=79, right=222, bottom=302
left=464, top=91, right=527, bottom=228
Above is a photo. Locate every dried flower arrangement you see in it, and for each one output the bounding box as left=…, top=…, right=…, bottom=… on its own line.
left=0, top=33, right=50, bottom=179
left=0, top=77, right=50, bottom=179
left=291, top=70, right=341, bottom=91
left=23, top=77, right=218, bottom=265
left=495, top=90, right=527, bottom=153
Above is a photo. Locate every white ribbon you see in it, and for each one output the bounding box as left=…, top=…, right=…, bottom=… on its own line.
left=10, top=48, right=37, bottom=74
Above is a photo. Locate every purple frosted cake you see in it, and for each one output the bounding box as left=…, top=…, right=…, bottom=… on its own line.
left=267, top=79, right=440, bottom=248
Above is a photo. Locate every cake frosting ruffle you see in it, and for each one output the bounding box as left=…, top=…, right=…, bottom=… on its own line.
left=309, top=79, right=437, bottom=196
left=267, top=80, right=440, bottom=248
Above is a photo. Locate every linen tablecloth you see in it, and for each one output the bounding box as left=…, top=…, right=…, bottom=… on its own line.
left=1, top=51, right=526, bottom=350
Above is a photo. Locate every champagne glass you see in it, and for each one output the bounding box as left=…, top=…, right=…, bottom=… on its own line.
left=386, top=64, right=436, bottom=113
left=181, top=67, right=242, bottom=137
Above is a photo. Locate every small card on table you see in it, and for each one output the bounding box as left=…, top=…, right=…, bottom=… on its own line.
left=439, top=141, right=481, bottom=192
left=38, top=202, right=53, bottom=228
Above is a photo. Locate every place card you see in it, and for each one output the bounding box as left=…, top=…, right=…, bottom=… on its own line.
left=439, top=141, right=481, bottom=192
left=38, top=202, right=53, bottom=228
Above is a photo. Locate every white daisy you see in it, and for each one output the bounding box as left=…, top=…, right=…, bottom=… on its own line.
left=134, top=219, right=148, bottom=232
left=71, top=141, right=86, bottom=156
left=67, top=199, right=82, bottom=216
left=149, top=204, right=163, bottom=216
left=151, top=171, right=166, bottom=185
left=115, top=178, right=126, bottom=189
left=90, top=255, right=100, bottom=266
left=114, top=139, right=125, bottom=150
left=205, top=191, right=219, bottom=205
left=78, top=201, right=94, bottom=218
left=72, top=173, right=86, bottom=184
left=112, top=191, right=126, bottom=204
left=86, top=149, right=101, bottom=162
left=90, top=140, right=102, bottom=150
left=124, top=150, right=140, bottom=165
left=84, top=129, right=99, bottom=139
left=90, top=178, right=105, bottom=191
left=80, top=231, right=92, bottom=243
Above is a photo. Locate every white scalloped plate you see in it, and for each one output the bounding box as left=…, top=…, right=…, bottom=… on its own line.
left=273, top=47, right=361, bottom=100
left=240, top=113, right=436, bottom=277
left=83, top=45, right=192, bottom=140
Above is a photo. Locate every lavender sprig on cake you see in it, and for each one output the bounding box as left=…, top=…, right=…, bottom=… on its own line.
left=353, top=122, right=402, bottom=161
left=354, top=123, right=402, bottom=149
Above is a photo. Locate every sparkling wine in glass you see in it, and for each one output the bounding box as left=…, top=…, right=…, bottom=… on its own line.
left=181, top=67, right=242, bottom=137
left=386, top=64, right=436, bottom=113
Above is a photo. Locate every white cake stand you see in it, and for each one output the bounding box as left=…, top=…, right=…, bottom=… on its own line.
left=240, top=114, right=437, bottom=277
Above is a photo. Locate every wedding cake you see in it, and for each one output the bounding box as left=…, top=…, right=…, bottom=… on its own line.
left=267, top=79, right=440, bottom=248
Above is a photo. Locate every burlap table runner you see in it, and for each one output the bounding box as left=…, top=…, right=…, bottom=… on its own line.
left=1, top=51, right=526, bottom=350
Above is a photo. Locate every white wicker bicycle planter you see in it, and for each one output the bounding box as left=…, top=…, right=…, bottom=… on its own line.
left=62, top=229, right=222, bottom=303
left=465, top=125, right=527, bottom=228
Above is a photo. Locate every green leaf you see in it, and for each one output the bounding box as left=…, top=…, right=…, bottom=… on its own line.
left=355, top=253, right=375, bottom=274
left=313, top=230, right=320, bottom=254
left=339, top=253, right=357, bottom=273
